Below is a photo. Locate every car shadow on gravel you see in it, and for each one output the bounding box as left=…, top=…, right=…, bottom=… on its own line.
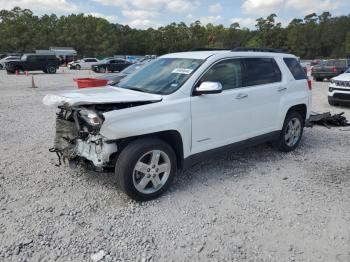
left=170, top=143, right=287, bottom=194
left=67, top=128, right=348, bottom=202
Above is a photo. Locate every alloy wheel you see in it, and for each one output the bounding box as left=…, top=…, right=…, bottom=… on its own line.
left=284, top=117, right=301, bottom=147
left=132, top=150, right=171, bottom=194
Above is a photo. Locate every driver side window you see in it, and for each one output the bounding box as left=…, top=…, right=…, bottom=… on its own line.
left=200, top=59, right=243, bottom=90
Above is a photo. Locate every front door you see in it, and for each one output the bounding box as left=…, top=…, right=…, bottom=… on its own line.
left=191, top=58, right=251, bottom=154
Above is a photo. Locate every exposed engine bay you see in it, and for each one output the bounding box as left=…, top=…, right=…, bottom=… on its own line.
left=50, top=101, right=152, bottom=169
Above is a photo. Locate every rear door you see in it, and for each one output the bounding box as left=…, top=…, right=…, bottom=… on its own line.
left=323, top=60, right=336, bottom=75
left=108, top=60, right=118, bottom=71
left=26, top=56, right=39, bottom=70
left=115, top=59, right=127, bottom=71
left=239, top=57, right=283, bottom=137
left=36, top=56, right=49, bottom=70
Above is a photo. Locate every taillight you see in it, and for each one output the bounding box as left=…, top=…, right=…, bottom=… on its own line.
left=332, top=66, right=337, bottom=73
left=307, top=79, right=312, bottom=90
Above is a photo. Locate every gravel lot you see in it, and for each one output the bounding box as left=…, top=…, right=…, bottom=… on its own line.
left=0, top=69, right=349, bottom=262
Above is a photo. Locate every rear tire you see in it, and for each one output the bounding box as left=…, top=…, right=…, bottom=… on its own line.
left=115, top=138, right=177, bottom=201
left=314, top=77, right=323, bottom=82
left=46, top=66, right=56, bottom=74
left=274, top=111, right=304, bottom=152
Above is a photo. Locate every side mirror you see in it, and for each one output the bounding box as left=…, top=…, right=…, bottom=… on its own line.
left=194, top=81, right=223, bottom=95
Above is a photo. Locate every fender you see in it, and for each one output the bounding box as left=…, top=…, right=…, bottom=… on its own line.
left=100, top=97, right=192, bottom=157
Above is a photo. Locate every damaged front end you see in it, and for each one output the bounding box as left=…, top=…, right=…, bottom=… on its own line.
left=50, top=105, right=118, bottom=169
left=44, top=86, right=163, bottom=169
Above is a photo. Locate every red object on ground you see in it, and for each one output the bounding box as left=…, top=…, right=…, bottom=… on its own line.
left=74, top=78, right=108, bottom=89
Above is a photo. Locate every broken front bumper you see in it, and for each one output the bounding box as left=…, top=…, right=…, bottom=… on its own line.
left=75, top=135, right=118, bottom=168
left=51, top=118, right=118, bottom=168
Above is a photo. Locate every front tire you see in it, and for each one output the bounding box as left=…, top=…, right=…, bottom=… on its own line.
left=75, top=64, right=81, bottom=70
left=274, top=111, right=304, bottom=152
left=328, top=97, right=336, bottom=106
left=115, top=138, right=177, bottom=201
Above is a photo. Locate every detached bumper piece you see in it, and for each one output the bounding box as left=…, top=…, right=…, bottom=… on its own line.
left=307, top=111, right=350, bottom=128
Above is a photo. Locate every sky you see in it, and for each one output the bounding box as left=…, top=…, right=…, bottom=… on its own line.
left=1, top=0, right=350, bottom=29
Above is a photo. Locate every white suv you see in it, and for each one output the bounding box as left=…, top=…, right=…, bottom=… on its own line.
left=329, top=68, right=350, bottom=106
left=69, top=58, right=100, bottom=70
left=43, top=49, right=311, bottom=201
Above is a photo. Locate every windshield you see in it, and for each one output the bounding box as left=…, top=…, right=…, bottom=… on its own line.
left=122, top=63, right=144, bottom=74
left=21, top=55, right=27, bottom=61
left=117, top=58, right=203, bottom=95
left=100, top=58, right=111, bottom=63
left=345, top=68, right=350, bottom=73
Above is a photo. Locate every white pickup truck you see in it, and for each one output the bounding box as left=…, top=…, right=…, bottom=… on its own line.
left=43, top=48, right=311, bottom=201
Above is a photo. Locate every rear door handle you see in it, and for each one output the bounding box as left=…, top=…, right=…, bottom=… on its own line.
left=277, top=87, right=287, bottom=92
left=236, top=93, right=248, bottom=99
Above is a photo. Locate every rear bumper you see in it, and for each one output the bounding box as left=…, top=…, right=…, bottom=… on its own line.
left=311, top=72, right=337, bottom=78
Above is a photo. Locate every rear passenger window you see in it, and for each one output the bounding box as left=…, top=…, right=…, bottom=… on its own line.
left=201, top=59, right=243, bottom=90
left=283, top=58, right=307, bottom=80
left=243, top=58, right=281, bottom=86
left=326, top=60, right=335, bottom=66
left=27, top=56, right=37, bottom=62
left=85, top=59, right=97, bottom=62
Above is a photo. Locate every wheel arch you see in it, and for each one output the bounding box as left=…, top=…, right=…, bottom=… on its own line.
left=286, top=104, right=307, bottom=122
left=115, top=130, right=184, bottom=170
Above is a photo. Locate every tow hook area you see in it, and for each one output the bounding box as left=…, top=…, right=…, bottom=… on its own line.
left=75, top=135, right=118, bottom=168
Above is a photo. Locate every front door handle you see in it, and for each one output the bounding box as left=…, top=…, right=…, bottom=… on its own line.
left=236, top=93, right=248, bottom=99
left=277, top=86, right=287, bottom=92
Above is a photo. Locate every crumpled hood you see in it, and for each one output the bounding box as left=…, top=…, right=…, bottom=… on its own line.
left=42, top=86, right=163, bottom=107
left=333, top=73, right=350, bottom=81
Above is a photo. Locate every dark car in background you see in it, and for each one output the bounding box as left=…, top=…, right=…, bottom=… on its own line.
left=91, top=58, right=132, bottom=73
left=5, top=54, right=60, bottom=74
left=311, top=59, right=350, bottom=81
left=96, top=62, right=148, bottom=84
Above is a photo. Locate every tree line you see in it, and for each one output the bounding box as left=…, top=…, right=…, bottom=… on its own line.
left=0, top=7, right=350, bottom=59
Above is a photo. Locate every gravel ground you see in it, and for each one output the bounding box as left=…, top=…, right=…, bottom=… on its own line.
left=0, top=69, right=349, bottom=262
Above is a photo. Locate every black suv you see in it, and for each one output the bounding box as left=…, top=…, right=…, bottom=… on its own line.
left=311, top=59, right=350, bottom=81
left=5, top=54, right=60, bottom=74
left=91, top=58, right=132, bottom=73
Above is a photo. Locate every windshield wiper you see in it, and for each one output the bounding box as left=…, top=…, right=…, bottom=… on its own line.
left=125, top=86, right=148, bottom=93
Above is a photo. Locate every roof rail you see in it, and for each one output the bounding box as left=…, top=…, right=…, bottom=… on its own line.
left=231, top=47, right=285, bottom=53
left=191, top=48, right=230, bottom=51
